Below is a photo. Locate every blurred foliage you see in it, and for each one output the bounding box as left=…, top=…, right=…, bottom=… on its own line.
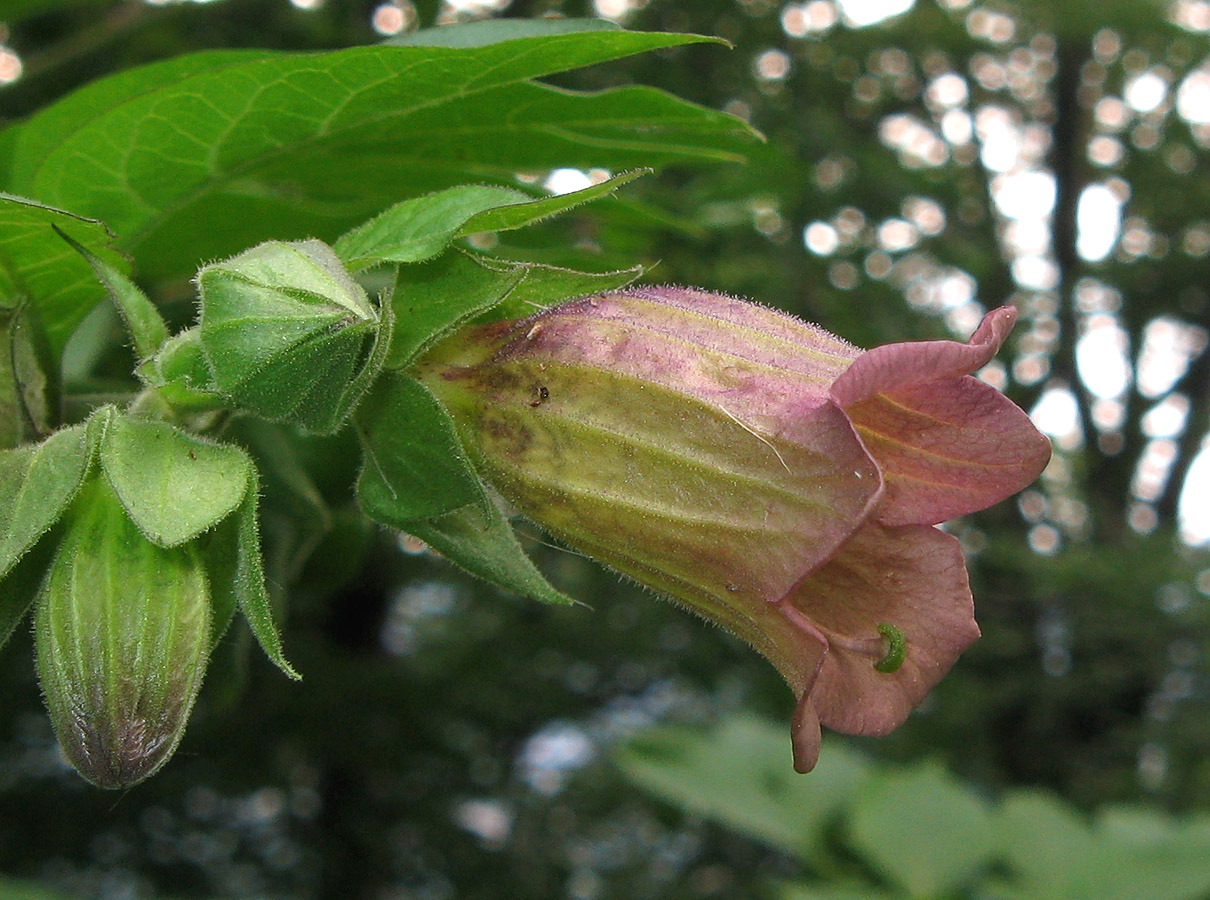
left=3, top=0, right=1210, bottom=897
left=619, top=716, right=1210, bottom=900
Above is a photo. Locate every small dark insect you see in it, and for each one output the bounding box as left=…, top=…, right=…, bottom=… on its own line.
left=187, top=449, right=197, bottom=461
left=530, top=385, right=550, bottom=407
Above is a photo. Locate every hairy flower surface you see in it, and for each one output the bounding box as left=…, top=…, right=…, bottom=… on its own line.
left=416, top=286, right=1051, bottom=771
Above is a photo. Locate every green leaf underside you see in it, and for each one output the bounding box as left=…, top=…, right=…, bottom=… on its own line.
left=356, top=373, right=486, bottom=522
left=335, top=172, right=648, bottom=270
left=0, top=423, right=91, bottom=582
left=398, top=503, right=576, bottom=607
left=0, top=194, right=130, bottom=357
left=6, top=33, right=756, bottom=280
left=53, top=226, right=168, bottom=361
left=98, top=410, right=251, bottom=547
left=231, top=471, right=300, bottom=679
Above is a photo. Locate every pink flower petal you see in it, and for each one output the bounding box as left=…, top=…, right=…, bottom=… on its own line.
left=512, top=289, right=861, bottom=423
left=845, top=376, right=1053, bottom=526
left=829, top=306, right=1018, bottom=409
left=784, top=521, right=978, bottom=772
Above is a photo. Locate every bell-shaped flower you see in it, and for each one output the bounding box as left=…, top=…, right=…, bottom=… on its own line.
left=415, top=286, right=1051, bottom=771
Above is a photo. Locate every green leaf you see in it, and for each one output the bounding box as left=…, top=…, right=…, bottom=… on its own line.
left=462, top=171, right=649, bottom=234
left=7, top=34, right=755, bottom=281
left=616, top=716, right=869, bottom=864
left=776, top=883, right=896, bottom=900
left=483, top=259, right=642, bottom=320
left=98, top=409, right=252, bottom=547
left=335, top=185, right=534, bottom=270
left=230, top=470, right=300, bottom=680
left=0, top=422, right=92, bottom=582
left=335, top=172, right=649, bottom=271
left=388, top=16, right=621, bottom=47
left=994, top=791, right=1210, bottom=900
left=0, top=298, right=57, bottom=448
left=0, top=193, right=130, bottom=357
left=197, top=513, right=243, bottom=651
left=400, top=501, right=576, bottom=606
left=0, top=525, right=57, bottom=653
left=356, top=372, right=486, bottom=523
left=387, top=250, right=527, bottom=370
left=3, top=50, right=273, bottom=194
left=994, top=791, right=1094, bottom=898
left=53, top=225, right=168, bottom=360
left=846, top=761, right=996, bottom=898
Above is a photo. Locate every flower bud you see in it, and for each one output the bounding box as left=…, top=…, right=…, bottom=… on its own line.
left=197, top=239, right=380, bottom=433
left=415, top=286, right=1050, bottom=771
left=35, top=476, right=211, bottom=789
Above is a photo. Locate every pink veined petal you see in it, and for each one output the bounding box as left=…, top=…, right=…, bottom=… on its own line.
left=784, top=521, right=978, bottom=771
left=845, top=376, right=1053, bottom=526
left=829, top=306, right=1018, bottom=409
left=791, top=688, right=825, bottom=775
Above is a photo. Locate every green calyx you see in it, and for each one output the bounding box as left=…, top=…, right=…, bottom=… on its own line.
left=197, top=239, right=390, bottom=434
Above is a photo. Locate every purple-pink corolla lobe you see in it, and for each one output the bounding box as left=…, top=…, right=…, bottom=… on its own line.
left=415, top=287, right=1052, bottom=772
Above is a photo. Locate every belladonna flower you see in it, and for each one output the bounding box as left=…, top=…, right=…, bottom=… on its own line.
left=414, top=287, right=1052, bottom=772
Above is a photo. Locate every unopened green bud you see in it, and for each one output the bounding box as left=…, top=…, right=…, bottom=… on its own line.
left=197, top=239, right=381, bottom=433
left=35, top=476, right=211, bottom=789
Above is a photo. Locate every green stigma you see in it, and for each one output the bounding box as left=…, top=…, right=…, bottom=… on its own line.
left=874, top=622, right=906, bottom=673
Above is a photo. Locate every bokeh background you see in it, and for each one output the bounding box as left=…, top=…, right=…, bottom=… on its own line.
left=3, top=0, right=1210, bottom=897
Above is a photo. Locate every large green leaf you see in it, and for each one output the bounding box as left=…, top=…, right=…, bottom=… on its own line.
left=994, top=791, right=1210, bottom=900
left=846, top=761, right=996, bottom=899
left=616, top=716, right=870, bottom=864
left=0, top=193, right=130, bottom=357
left=7, top=28, right=754, bottom=281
